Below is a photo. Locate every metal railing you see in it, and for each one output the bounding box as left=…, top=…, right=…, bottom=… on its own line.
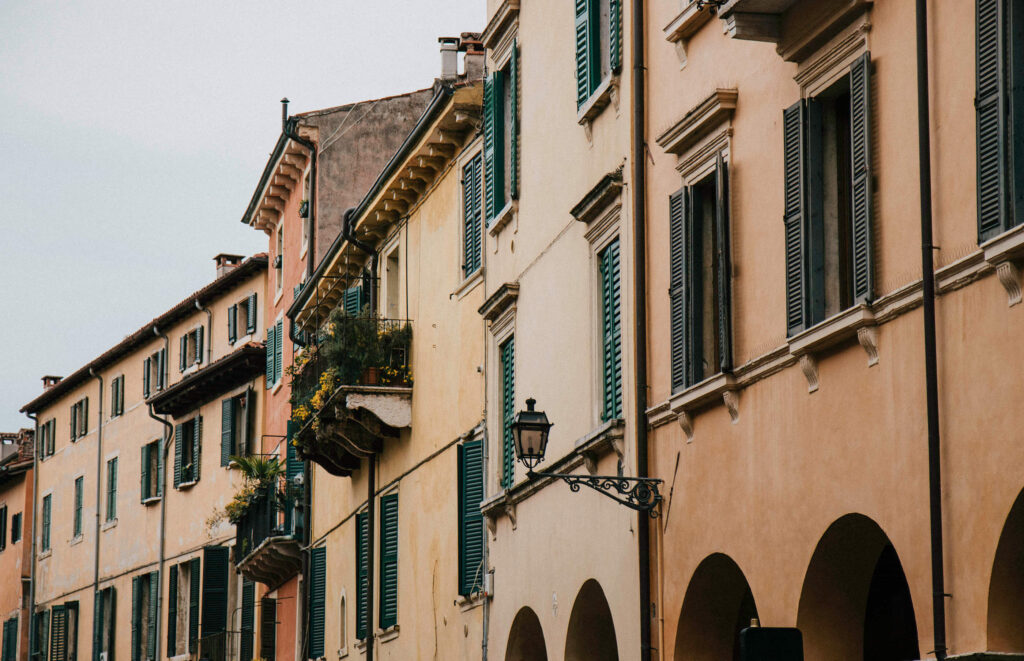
left=233, top=476, right=300, bottom=564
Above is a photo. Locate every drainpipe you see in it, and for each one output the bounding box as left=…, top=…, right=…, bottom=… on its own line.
left=366, top=454, right=376, bottom=661
left=148, top=403, right=174, bottom=660
left=195, top=299, right=212, bottom=364
left=88, top=367, right=104, bottom=623
left=915, top=1, right=947, bottom=658
left=630, top=0, right=653, bottom=659
left=26, top=412, right=38, bottom=655
left=342, top=208, right=380, bottom=314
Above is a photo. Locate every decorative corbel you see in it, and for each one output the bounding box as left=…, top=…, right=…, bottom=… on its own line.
left=857, top=326, right=880, bottom=367
left=485, top=513, right=498, bottom=540
left=609, top=81, right=620, bottom=112
left=677, top=410, right=694, bottom=442
left=582, top=118, right=594, bottom=143
left=503, top=492, right=517, bottom=531
left=799, top=354, right=819, bottom=393
left=996, top=261, right=1022, bottom=307
left=722, top=390, right=740, bottom=424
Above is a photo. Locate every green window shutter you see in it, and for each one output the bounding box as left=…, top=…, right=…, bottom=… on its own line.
left=42, top=495, right=51, bottom=551
left=379, top=494, right=399, bottom=629
left=484, top=72, right=506, bottom=223
left=179, top=336, right=187, bottom=372
left=610, top=0, right=623, bottom=73
left=285, top=420, right=302, bottom=484
left=575, top=0, right=598, bottom=107
left=141, top=444, right=150, bottom=501
left=783, top=100, right=808, bottom=336
left=600, top=239, right=622, bottom=421
left=510, top=41, right=520, bottom=200
left=158, top=349, right=166, bottom=389
left=228, top=305, right=238, bottom=344
left=247, top=294, right=258, bottom=334
left=458, top=440, right=485, bottom=596
left=715, top=153, right=734, bottom=372
left=669, top=189, right=687, bottom=392
left=260, top=598, right=276, bottom=661
left=309, top=546, right=326, bottom=657
left=173, top=424, right=183, bottom=488
left=275, top=320, right=283, bottom=384
left=131, top=576, right=140, bottom=661
left=201, top=546, right=229, bottom=636
left=143, top=358, right=151, bottom=398
left=220, top=398, right=235, bottom=467
left=343, top=286, right=363, bottom=317
left=157, top=442, right=164, bottom=497
left=685, top=188, right=705, bottom=386
left=74, top=478, right=83, bottom=537
left=188, top=558, right=200, bottom=653
left=51, top=606, right=66, bottom=661
left=37, top=610, right=51, bottom=660
left=849, top=53, right=874, bottom=303
left=166, top=565, right=177, bottom=657
left=265, top=326, right=275, bottom=389
left=977, top=0, right=1007, bottom=240
left=463, top=154, right=483, bottom=275
left=147, top=572, right=158, bottom=661
left=195, top=327, right=204, bottom=365
left=193, top=417, right=202, bottom=483
left=355, top=512, right=369, bottom=640
left=239, top=579, right=254, bottom=661
left=500, top=337, right=515, bottom=489
left=91, top=590, right=102, bottom=661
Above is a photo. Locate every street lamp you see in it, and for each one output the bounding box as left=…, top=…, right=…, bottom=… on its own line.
left=510, top=398, right=663, bottom=516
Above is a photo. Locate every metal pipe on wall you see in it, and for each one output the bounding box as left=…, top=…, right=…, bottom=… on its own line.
left=148, top=403, right=174, bottom=658
left=26, top=412, right=38, bottom=653
left=88, top=366, right=104, bottom=633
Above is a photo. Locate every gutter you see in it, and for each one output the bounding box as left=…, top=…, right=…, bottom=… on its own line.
left=88, top=367, right=104, bottom=626
left=148, top=403, right=174, bottom=661
left=26, top=412, right=38, bottom=654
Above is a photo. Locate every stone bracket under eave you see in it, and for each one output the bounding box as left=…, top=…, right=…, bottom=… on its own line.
left=787, top=304, right=878, bottom=393
left=982, top=223, right=1024, bottom=307
left=667, top=373, right=739, bottom=443
left=236, top=536, right=302, bottom=590
left=344, top=387, right=413, bottom=429
left=663, top=2, right=715, bottom=68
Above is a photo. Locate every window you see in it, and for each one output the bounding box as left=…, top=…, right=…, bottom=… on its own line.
left=11, top=513, right=21, bottom=544
left=783, top=53, right=872, bottom=336
left=275, top=227, right=283, bottom=295
left=221, top=390, right=254, bottom=466
left=386, top=249, right=400, bottom=319
left=599, top=239, right=623, bottom=419
left=105, top=458, right=118, bottom=522
left=240, top=579, right=255, bottom=661
left=977, top=0, right=1024, bottom=240
left=338, top=592, right=348, bottom=657
left=50, top=601, right=79, bottom=661
left=575, top=0, right=622, bottom=108
left=73, top=477, right=83, bottom=538
left=93, top=586, right=116, bottom=660
left=260, top=598, right=276, bottom=661
left=343, top=282, right=368, bottom=317
left=462, top=153, right=483, bottom=277
left=131, top=573, right=158, bottom=661
left=355, top=512, right=369, bottom=641
left=228, top=294, right=258, bottom=344
left=38, top=418, right=55, bottom=459
left=499, top=337, right=515, bottom=490
left=174, top=418, right=201, bottom=487
left=111, top=375, right=125, bottom=418
left=41, top=494, right=51, bottom=552
left=141, top=441, right=162, bottom=502
left=199, top=546, right=230, bottom=647
left=179, top=326, right=205, bottom=371
left=670, top=154, right=734, bottom=391
left=458, top=439, right=485, bottom=596
left=302, top=172, right=312, bottom=253
left=379, top=493, right=399, bottom=630
left=143, top=349, right=166, bottom=398
left=33, top=610, right=49, bottom=661
left=69, top=398, right=88, bottom=442
left=265, top=320, right=283, bottom=390
left=308, top=546, right=326, bottom=657
left=484, top=40, right=519, bottom=224
left=167, top=557, right=199, bottom=656
left=0, top=506, right=6, bottom=551
left=1, top=616, right=17, bottom=661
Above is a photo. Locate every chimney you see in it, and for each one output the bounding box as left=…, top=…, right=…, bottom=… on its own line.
left=42, top=375, right=62, bottom=390
left=439, top=37, right=459, bottom=80
left=460, top=32, right=485, bottom=82
left=214, top=253, right=245, bottom=278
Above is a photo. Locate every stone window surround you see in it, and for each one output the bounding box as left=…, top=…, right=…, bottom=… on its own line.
left=481, top=283, right=517, bottom=498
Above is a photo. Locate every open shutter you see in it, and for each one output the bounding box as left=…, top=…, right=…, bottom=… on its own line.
left=355, top=512, right=369, bottom=640
left=143, top=358, right=151, bottom=398
left=228, top=305, right=237, bottom=344
left=220, top=398, right=234, bottom=467
left=670, top=189, right=686, bottom=392
left=265, top=326, right=275, bottom=389
left=344, top=286, right=362, bottom=317
left=500, top=338, right=515, bottom=489
left=575, top=0, right=595, bottom=107
left=239, top=579, right=254, bottom=661
left=193, top=417, right=202, bottom=483
left=179, top=336, right=187, bottom=372
left=684, top=188, right=702, bottom=387
left=195, top=327, right=204, bottom=365
left=610, top=0, right=623, bottom=73
left=131, top=577, right=140, bottom=661
left=140, top=444, right=150, bottom=501
left=458, top=440, right=485, bottom=596
left=600, top=240, right=622, bottom=420
left=92, top=591, right=103, bottom=661
left=978, top=0, right=1007, bottom=240
left=286, top=421, right=302, bottom=484
left=783, top=101, right=808, bottom=336
left=188, top=558, right=200, bottom=654
left=247, top=294, right=258, bottom=334
left=483, top=72, right=505, bottom=223
left=309, top=546, right=326, bottom=657
left=201, top=546, right=229, bottom=636
left=275, top=321, right=283, bottom=384
left=463, top=156, right=482, bottom=275
left=379, top=494, right=399, bottom=629
left=147, top=573, right=158, bottom=661
left=107, top=588, right=116, bottom=661
left=156, top=442, right=164, bottom=497
left=259, top=598, right=276, bottom=661
left=715, top=153, right=734, bottom=372
left=167, top=566, right=177, bottom=657
left=849, top=53, right=874, bottom=303
left=510, top=40, right=520, bottom=200
left=51, top=606, right=67, bottom=661
left=158, top=349, right=166, bottom=389
left=173, top=425, right=183, bottom=489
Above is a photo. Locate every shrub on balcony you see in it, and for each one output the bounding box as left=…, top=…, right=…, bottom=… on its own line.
left=224, top=455, right=284, bottom=525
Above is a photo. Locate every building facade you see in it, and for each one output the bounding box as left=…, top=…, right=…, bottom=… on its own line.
left=0, top=429, right=34, bottom=661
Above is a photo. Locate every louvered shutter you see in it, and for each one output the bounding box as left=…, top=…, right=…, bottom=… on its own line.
left=510, top=41, right=520, bottom=200
left=147, top=572, right=158, bottom=661
left=849, top=53, right=874, bottom=303
left=247, top=294, right=258, bottom=334
left=188, top=558, right=200, bottom=653
left=275, top=321, right=283, bottom=384
left=669, top=190, right=686, bottom=391
left=220, top=398, right=234, bottom=467
left=158, top=349, right=166, bottom=389
left=156, top=441, right=164, bottom=497
left=600, top=240, right=622, bottom=420
left=173, top=424, right=183, bottom=489
left=91, top=591, right=102, bottom=661
left=51, top=605, right=67, bottom=661
left=575, top=0, right=595, bottom=107
left=379, top=494, right=399, bottom=629
left=783, top=101, right=808, bottom=336
left=458, top=440, right=485, bottom=596
left=463, top=156, right=483, bottom=275
left=228, top=305, right=237, bottom=344
left=265, top=326, right=275, bottom=390
left=195, top=327, right=204, bottom=365
left=684, top=189, right=703, bottom=386
left=239, top=579, right=254, bottom=661
left=193, top=417, right=202, bottom=483
left=167, top=565, right=177, bottom=657
left=179, top=336, right=187, bottom=372
left=484, top=72, right=506, bottom=222
left=500, top=338, right=515, bottom=489
left=978, top=0, right=1007, bottom=240
left=610, top=0, right=623, bottom=73
left=355, top=512, right=369, bottom=640
left=309, top=547, right=326, bottom=657
left=344, top=286, right=362, bottom=317
left=131, top=577, right=140, bottom=661
left=82, top=399, right=89, bottom=436
left=201, top=546, right=229, bottom=636
left=140, top=443, right=150, bottom=501
left=285, top=420, right=301, bottom=484
left=715, top=153, right=734, bottom=372
left=143, top=358, right=151, bottom=398
left=107, top=587, right=116, bottom=661
left=259, top=598, right=276, bottom=661
left=34, top=609, right=50, bottom=661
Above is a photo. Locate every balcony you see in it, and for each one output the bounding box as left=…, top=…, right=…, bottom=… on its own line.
left=290, top=315, right=413, bottom=477
left=234, top=476, right=302, bottom=588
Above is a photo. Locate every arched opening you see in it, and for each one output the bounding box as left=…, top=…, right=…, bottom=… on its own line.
left=673, top=553, right=758, bottom=661
left=797, top=513, right=919, bottom=661
left=565, top=579, right=619, bottom=661
left=988, top=487, right=1024, bottom=651
left=505, top=607, right=547, bottom=661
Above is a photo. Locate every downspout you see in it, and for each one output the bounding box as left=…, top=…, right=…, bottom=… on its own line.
left=631, top=1, right=653, bottom=660
left=88, top=367, right=104, bottom=629
left=915, top=1, right=947, bottom=658
left=342, top=208, right=380, bottom=314
left=366, top=454, right=376, bottom=661
left=195, top=299, right=212, bottom=364
left=26, top=412, right=38, bottom=655
left=148, top=403, right=174, bottom=659
left=283, top=99, right=318, bottom=351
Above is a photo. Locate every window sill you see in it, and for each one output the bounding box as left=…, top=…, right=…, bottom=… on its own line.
left=787, top=303, right=878, bottom=393
left=457, top=593, right=486, bottom=613
left=377, top=625, right=400, bottom=643
left=337, top=646, right=349, bottom=659
left=177, top=479, right=198, bottom=490
left=667, top=372, right=738, bottom=441
left=142, top=496, right=162, bottom=506
left=487, top=200, right=517, bottom=238
left=577, top=75, right=620, bottom=128
left=38, top=548, right=51, bottom=560
left=231, top=333, right=255, bottom=347
left=453, top=269, right=484, bottom=301
left=101, top=519, right=117, bottom=532
left=272, top=379, right=284, bottom=395
left=982, top=222, right=1024, bottom=306
left=69, top=535, right=84, bottom=547
left=274, top=288, right=284, bottom=306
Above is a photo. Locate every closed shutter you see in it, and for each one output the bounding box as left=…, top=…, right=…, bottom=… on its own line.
left=70, top=403, right=76, bottom=441
left=156, top=442, right=164, bottom=497
left=228, top=304, right=237, bottom=344
left=458, top=440, right=485, bottom=596
left=143, top=358, right=151, bottom=398
left=51, top=606, right=67, bottom=661
left=239, top=579, right=254, bottom=661
left=243, top=388, right=255, bottom=456
left=91, top=591, right=103, bottom=661
left=173, top=425, right=183, bottom=489
left=247, top=294, right=258, bottom=334
left=35, top=610, right=50, bottom=661
left=610, top=0, right=622, bottom=73
left=849, top=53, right=874, bottom=303
left=266, top=326, right=276, bottom=389
left=344, top=286, right=362, bottom=317
left=600, top=239, right=622, bottom=420
left=575, top=0, right=596, bottom=107
left=355, top=512, right=369, bottom=640
left=715, top=153, right=734, bottom=372
left=193, top=417, right=202, bottom=483
left=379, top=494, right=399, bottom=629
left=195, top=327, right=204, bottom=365
left=140, top=444, right=150, bottom=501
left=484, top=72, right=506, bottom=222
left=285, top=421, right=301, bottom=485
left=978, top=0, right=1007, bottom=240
left=510, top=41, right=520, bottom=200
left=201, top=546, right=229, bottom=636
left=783, top=101, right=808, bottom=336
left=131, top=576, right=140, bottom=661
left=221, top=398, right=235, bottom=467
left=309, top=546, right=326, bottom=657
left=179, top=336, right=187, bottom=372
left=42, top=495, right=50, bottom=551
left=463, top=155, right=483, bottom=275
left=0, top=507, right=5, bottom=550
left=188, top=558, right=200, bottom=653
left=669, top=189, right=687, bottom=392
left=147, top=572, right=158, bottom=661
left=107, top=587, right=116, bottom=661
left=275, top=321, right=283, bottom=384
left=500, top=338, right=515, bottom=489
left=259, top=598, right=276, bottom=661
left=167, top=566, right=177, bottom=657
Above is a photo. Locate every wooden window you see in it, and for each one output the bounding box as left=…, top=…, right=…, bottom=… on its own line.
left=499, top=337, right=515, bottom=490
left=229, top=294, right=258, bottom=344
left=51, top=601, right=78, bottom=661
left=33, top=610, right=49, bottom=661
left=70, top=398, right=88, bottom=442
left=265, top=322, right=284, bottom=388
left=259, top=598, right=276, bottom=661
left=309, top=546, right=326, bottom=657
left=179, top=327, right=204, bottom=371
left=38, top=418, right=55, bottom=459
left=221, top=390, right=254, bottom=466
left=239, top=579, right=255, bottom=661
left=484, top=42, right=519, bottom=224
left=105, top=458, right=118, bottom=522
left=174, top=417, right=201, bottom=488
left=73, top=477, right=83, bottom=537
left=575, top=0, right=622, bottom=108
left=11, top=512, right=21, bottom=544
left=41, top=494, right=51, bottom=551
left=275, top=228, right=284, bottom=295
left=141, top=441, right=161, bottom=502
left=379, top=493, right=399, bottom=630
left=92, top=586, right=116, bottom=661
left=1, top=616, right=17, bottom=661
left=355, top=512, right=369, bottom=640
left=110, top=376, right=125, bottom=417
left=458, top=439, right=485, bottom=596
left=130, top=572, right=158, bottom=661
left=0, top=506, right=5, bottom=551
left=463, top=154, right=484, bottom=276
left=143, top=349, right=165, bottom=397
left=200, top=546, right=229, bottom=644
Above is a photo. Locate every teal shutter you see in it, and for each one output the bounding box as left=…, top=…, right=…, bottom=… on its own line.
left=309, top=547, right=326, bottom=657
left=188, top=558, right=200, bottom=653
left=463, top=154, right=483, bottom=275
left=179, top=336, right=187, bottom=372
left=260, top=599, right=276, bottom=661
left=265, top=326, right=275, bottom=389
left=140, top=444, right=150, bottom=501
left=239, top=579, right=254, bottom=661
left=978, top=0, right=1008, bottom=240
left=344, top=286, right=362, bottom=317
left=173, top=424, right=182, bottom=488
left=193, top=417, right=202, bottom=483
left=50, top=606, right=66, bottom=661
left=131, top=577, right=140, bottom=661
left=510, top=40, right=520, bottom=200
left=74, top=478, right=83, bottom=537
left=147, top=572, right=158, bottom=661
left=458, top=440, right=485, bottom=596
left=228, top=305, right=237, bottom=344
left=484, top=72, right=506, bottom=223
left=247, top=294, right=258, bottom=334
left=610, top=0, right=623, bottom=73
left=195, top=327, right=204, bottom=364
left=849, top=53, right=874, bottom=303
left=143, top=358, right=151, bottom=398
left=684, top=187, right=703, bottom=386
left=355, top=512, right=369, bottom=640
left=158, top=349, right=166, bottom=389
left=167, top=566, right=177, bottom=657
left=275, top=320, right=283, bottom=384
left=220, top=398, right=235, bottom=467
left=285, top=421, right=301, bottom=484
left=201, top=546, right=229, bottom=635
left=669, top=189, right=687, bottom=392
left=715, top=153, right=734, bottom=372
left=157, top=441, right=164, bottom=497
left=783, top=101, right=808, bottom=336
left=500, top=338, right=515, bottom=489
left=379, top=494, right=399, bottom=629
left=42, top=495, right=50, bottom=551
left=91, top=591, right=103, bottom=661
left=575, top=0, right=598, bottom=107
left=600, top=239, right=622, bottom=420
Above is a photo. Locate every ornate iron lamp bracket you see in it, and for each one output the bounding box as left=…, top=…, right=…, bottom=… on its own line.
left=527, top=470, right=663, bottom=516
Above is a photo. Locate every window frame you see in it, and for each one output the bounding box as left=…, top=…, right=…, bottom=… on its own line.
left=73, top=476, right=84, bottom=538
left=105, top=457, right=118, bottom=523
left=110, top=375, right=125, bottom=418
left=41, top=493, right=52, bottom=552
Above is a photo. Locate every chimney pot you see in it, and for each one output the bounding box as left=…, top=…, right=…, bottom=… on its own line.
left=42, top=375, right=62, bottom=390
left=439, top=37, right=460, bottom=80
left=214, top=253, right=245, bottom=278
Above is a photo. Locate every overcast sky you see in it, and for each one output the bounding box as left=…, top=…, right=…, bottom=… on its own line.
left=0, top=0, right=485, bottom=430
